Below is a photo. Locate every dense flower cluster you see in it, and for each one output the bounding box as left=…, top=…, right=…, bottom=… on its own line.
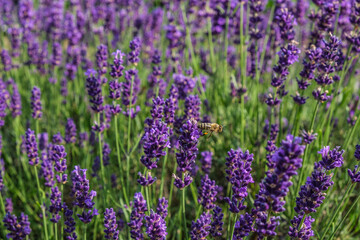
left=128, top=192, right=148, bottom=240
left=198, top=174, right=219, bottom=210
left=190, top=212, right=211, bottom=240
left=104, top=208, right=119, bottom=240
left=145, top=210, right=167, bottom=240
left=25, top=128, right=39, bottom=166
left=3, top=212, right=31, bottom=239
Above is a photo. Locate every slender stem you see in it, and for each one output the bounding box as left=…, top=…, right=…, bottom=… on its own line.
left=84, top=224, right=87, bottom=240
left=230, top=215, right=238, bottom=240
left=126, top=74, right=135, bottom=193
left=145, top=176, right=151, bottom=213
left=328, top=191, right=360, bottom=240
left=159, top=148, right=169, bottom=199
left=168, top=162, right=177, bottom=208
left=55, top=223, right=58, bottom=240
left=97, top=113, right=107, bottom=202
left=41, top=206, right=49, bottom=240
left=114, top=115, right=129, bottom=206
left=320, top=182, right=354, bottom=240
left=0, top=193, right=5, bottom=216
left=298, top=214, right=306, bottom=231
left=182, top=186, right=187, bottom=240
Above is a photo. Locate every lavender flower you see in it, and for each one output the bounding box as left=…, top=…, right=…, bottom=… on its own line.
left=41, top=153, right=55, bottom=187
left=354, top=144, right=360, bottom=160
left=31, top=86, right=42, bottom=119
left=96, top=44, right=108, bottom=76
left=5, top=198, right=13, bottom=213
left=52, top=132, right=64, bottom=144
left=174, top=73, right=196, bottom=100
left=65, top=118, right=77, bottom=144
left=104, top=208, right=119, bottom=240
left=233, top=213, right=253, bottom=240
left=0, top=158, right=4, bottom=191
left=64, top=205, right=77, bottom=240
left=49, top=186, right=62, bottom=223
left=86, top=69, right=103, bottom=113
left=210, top=206, right=224, bottom=237
left=110, top=50, right=125, bottom=79
left=288, top=214, right=315, bottom=240
left=25, top=128, right=39, bottom=166
left=38, top=132, right=48, bottom=151
left=3, top=212, right=31, bottom=239
left=128, top=192, right=148, bottom=240
left=184, top=95, right=201, bottom=121
left=128, top=37, right=141, bottom=65
left=0, top=50, right=12, bottom=71
left=121, top=69, right=141, bottom=118
left=145, top=210, right=167, bottom=240
left=156, top=197, right=168, bottom=219
left=348, top=165, right=360, bottom=183
left=301, top=130, right=318, bottom=145
left=164, top=85, right=178, bottom=126
left=137, top=172, right=157, bottom=186
left=318, top=146, right=344, bottom=170
left=200, top=151, right=213, bottom=174
left=198, top=174, right=218, bottom=210
left=190, top=212, right=211, bottom=240
left=8, top=28, right=21, bottom=57
left=9, top=82, right=22, bottom=117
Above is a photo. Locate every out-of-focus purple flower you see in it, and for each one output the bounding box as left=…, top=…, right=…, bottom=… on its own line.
left=9, top=82, right=22, bottom=117
left=190, top=212, right=211, bottom=240
left=128, top=192, right=148, bottom=240
left=275, top=8, right=296, bottom=42
left=145, top=210, right=167, bottom=240
left=355, top=144, right=360, bottom=160
left=164, top=85, right=179, bottom=126
left=64, top=205, right=77, bottom=239
left=86, top=69, right=104, bottom=113
left=49, top=186, right=62, bottom=223
left=288, top=214, right=315, bottom=240
left=254, top=212, right=279, bottom=239
left=347, top=96, right=359, bottom=126
left=41, top=152, right=55, bottom=187
left=31, top=86, right=42, bottom=119
left=0, top=50, right=12, bottom=72
left=104, top=208, right=119, bottom=240
left=174, top=73, right=196, bottom=100
left=265, top=94, right=282, bottom=107
left=5, top=198, right=13, bottom=213
left=156, top=197, right=168, bottom=219
left=225, top=148, right=254, bottom=213
left=121, top=69, right=141, bottom=118
left=110, top=50, right=125, bottom=79
left=233, top=212, right=253, bottom=240
left=109, top=80, right=122, bottom=100
left=312, top=88, right=330, bottom=102
left=25, top=128, right=39, bottom=166
left=185, top=95, right=201, bottom=121
left=3, top=212, right=31, bottom=239
left=65, top=118, right=77, bottom=144
left=38, top=132, right=48, bottom=151
left=128, top=37, right=141, bottom=65
left=301, top=130, right=317, bottom=145
left=200, top=151, right=213, bottom=174
left=292, top=93, right=308, bottom=105
left=198, top=174, right=218, bottom=210
left=348, top=165, right=360, bottom=182
left=52, top=132, right=64, bottom=145
left=52, top=42, right=62, bottom=66
left=8, top=28, right=21, bottom=57
left=311, top=2, right=339, bottom=44
left=174, top=120, right=200, bottom=189
left=79, top=132, right=88, bottom=148
left=96, top=44, right=108, bottom=76
left=318, top=146, right=344, bottom=170
left=210, top=206, right=224, bottom=237
left=297, top=46, right=322, bottom=91
left=53, top=145, right=67, bottom=180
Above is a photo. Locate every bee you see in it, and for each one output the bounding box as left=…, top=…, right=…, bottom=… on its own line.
left=191, top=118, right=223, bottom=138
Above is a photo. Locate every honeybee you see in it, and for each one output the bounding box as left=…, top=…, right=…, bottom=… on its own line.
left=190, top=118, right=223, bottom=137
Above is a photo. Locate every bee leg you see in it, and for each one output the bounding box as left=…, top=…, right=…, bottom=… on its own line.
left=207, top=131, right=213, bottom=139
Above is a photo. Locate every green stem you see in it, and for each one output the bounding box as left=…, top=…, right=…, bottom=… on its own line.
left=97, top=113, right=107, bottom=203
left=0, top=193, right=5, bottom=216
left=320, top=182, right=354, bottom=240
left=126, top=74, right=135, bottom=193
left=55, top=223, right=58, bottom=240
left=145, top=181, right=151, bottom=213
left=159, top=148, right=169, bottom=199
left=84, top=224, right=87, bottom=240
left=182, top=186, right=187, bottom=240
left=328, top=191, right=360, bottom=240
left=114, top=115, right=129, bottom=206
left=168, top=162, right=177, bottom=208
left=230, top=215, right=238, bottom=240
left=298, top=214, right=307, bottom=231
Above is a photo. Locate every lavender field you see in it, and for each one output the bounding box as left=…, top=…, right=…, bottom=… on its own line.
left=1, top=0, right=360, bottom=239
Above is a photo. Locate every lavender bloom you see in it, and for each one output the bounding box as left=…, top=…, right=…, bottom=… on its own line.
left=255, top=212, right=280, bottom=239
left=104, top=208, right=119, bottom=240
left=8, top=28, right=21, bottom=57
left=0, top=50, right=12, bottom=71
left=3, top=212, right=31, bottom=239
left=128, top=37, right=141, bottom=65
left=225, top=148, right=254, bottom=213
left=64, top=206, right=77, bottom=240
left=96, top=44, right=108, bottom=76
left=25, top=128, right=39, bottom=166
left=174, top=73, right=196, bottom=100
left=79, top=132, right=88, bottom=148
left=190, top=212, right=211, bottom=240
left=31, top=86, right=42, bottom=119
left=355, top=145, right=360, bottom=160
left=137, top=172, right=157, bottom=186
left=318, top=146, right=344, bottom=170
left=41, top=153, right=55, bottom=187
left=65, top=118, right=77, bottom=144
left=156, top=197, right=168, bottom=219
left=297, top=46, right=322, bottom=91
left=53, top=145, right=67, bottom=184
left=301, top=130, right=317, bottom=145
left=49, top=186, right=62, bottom=223
left=128, top=192, right=148, bottom=240
left=312, top=88, right=330, bottom=102
left=71, top=166, right=97, bottom=209
left=164, top=85, right=178, bottom=126
left=184, top=95, right=201, bottom=121
left=200, top=151, right=213, bottom=174
left=275, top=8, right=296, bottom=42
left=198, top=174, right=218, bottom=210
left=121, top=69, right=141, bottom=118
left=109, top=80, right=122, bottom=100
left=174, top=120, right=201, bottom=189
left=249, top=0, right=265, bottom=40
left=210, top=206, right=224, bottom=237
left=86, top=69, right=103, bottom=113
left=348, top=165, right=360, bottom=183
left=38, top=132, right=48, bottom=151
left=52, top=132, right=64, bottom=144
left=233, top=213, right=253, bottom=240
left=5, top=198, right=13, bottom=213
left=110, top=50, right=125, bottom=79
left=145, top=210, right=167, bottom=240
left=52, top=42, right=62, bottom=66
left=288, top=214, right=315, bottom=240
left=10, top=82, right=22, bottom=117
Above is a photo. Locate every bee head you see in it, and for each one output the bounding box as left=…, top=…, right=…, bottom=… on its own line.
left=219, top=125, right=223, bottom=132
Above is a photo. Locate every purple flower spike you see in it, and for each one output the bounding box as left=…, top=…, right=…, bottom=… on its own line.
left=77, top=209, right=99, bottom=224
left=41, top=152, right=55, bottom=187
left=0, top=50, right=12, bottom=72
left=210, top=206, right=224, bottom=237
left=137, top=172, right=157, bottom=186
left=190, top=212, right=211, bottom=240
left=49, top=186, right=62, bottom=223
left=348, top=165, right=360, bottom=183
left=25, top=128, right=39, bottom=166
left=64, top=205, right=77, bottom=239
left=53, top=145, right=67, bottom=176
left=354, top=144, right=360, bottom=160
left=65, top=118, right=77, bottom=144
left=145, top=210, right=167, bottom=240
left=164, top=85, right=179, bottom=125
left=156, top=197, right=168, bottom=219
left=128, top=37, right=141, bottom=65
left=104, top=208, right=119, bottom=240
left=198, top=174, right=219, bottom=210
left=9, top=82, right=22, bottom=118
left=233, top=212, right=253, bottom=240
left=200, top=151, right=213, bottom=174
left=31, top=86, right=42, bottom=119
left=128, top=192, right=148, bottom=240
left=301, top=130, right=317, bottom=145
left=185, top=95, right=201, bottom=121
left=5, top=198, right=13, bottom=213
left=110, top=50, right=125, bottom=79
left=3, top=212, right=31, bottom=239
left=288, top=214, right=315, bottom=240
left=255, top=212, right=279, bottom=239
left=86, top=69, right=104, bottom=113
left=318, top=146, right=344, bottom=170
left=0, top=159, right=4, bottom=191
left=96, top=44, right=108, bottom=76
